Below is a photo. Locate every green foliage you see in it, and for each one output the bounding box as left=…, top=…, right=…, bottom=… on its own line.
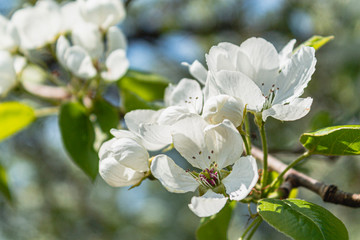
left=258, top=199, right=348, bottom=240
left=196, top=201, right=236, bottom=240
left=0, top=164, right=12, bottom=203
left=92, top=98, right=120, bottom=134
left=59, top=102, right=98, bottom=180
left=0, top=102, right=35, bottom=141
left=300, top=125, right=360, bottom=155
left=118, top=69, right=169, bottom=112
left=295, top=35, right=334, bottom=52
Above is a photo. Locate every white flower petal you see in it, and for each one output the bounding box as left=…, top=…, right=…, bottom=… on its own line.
left=107, top=26, right=127, bottom=54
left=79, top=0, right=126, bottom=30
left=274, top=46, right=316, bottom=104
left=203, top=73, right=221, bottom=102
left=279, top=39, right=296, bottom=69
left=138, top=123, right=172, bottom=151
left=64, top=46, right=97, bottom=79
left=202, top=94, right=243, bottom=127
left=214, top=70, right=265, bottom=111
left=99, top=137, right=149, bottom=172
left=172, top=115, right=210, bottom=169
left=166, top=78, right=203, bottom=114
left=110, top=129, right=139, bottom=140
left=0, top=51, right=16, bottom=95
left=99, top=156, right=145, bottom=187
left=72, top=22, right=104, bottom=59
left=0, top=15, right=19, bottom=51
left=262, top=97, right=313, bottom=121
left=156, top=106, right=192, bottom=125
left=12, top=0, right=62, bottom=49
left=238, top=37, right=279, bottom=92
left=182, top=60, right=207, bottom=85
left=204, top=119, right=243, bottom=169
left=124, top=109, right=162, bottom=134
left=222, top=156, right=258, bottom=201
left=151, top=154, right=199, bottom=193
left=56, top=35, right=70, bottom=68
left=206, top=44, right=236, bottom=74
left=60, top=1, right=84, bottom=32
left=188, top=191, right=228, bottom=217
left=101, top=49, right=129, bottom=81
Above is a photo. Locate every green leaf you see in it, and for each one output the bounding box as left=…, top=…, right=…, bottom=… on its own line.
left=92, top=98, right=119, bottom=134
left=118, top=69, right=169, bottom=102
left=120, top=89, right=160, bottom=112
left=59, top=102, right=98, bottom=180
left=0, top=163, right=12, bottom=203
left=295, top=35, right=334, bottom=52
left=0, top=102, right=35, bottom=141
left=258, top=199, right=348, bottom=240
left=300, top=125, right=360, bottom=155
left=196, top=201, right=236, bottom=240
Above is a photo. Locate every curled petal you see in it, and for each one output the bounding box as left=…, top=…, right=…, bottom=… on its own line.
left=182, top=60, right=207, bottom=85
left=202, top=94, right=243, bottom=127
left=107, top=26, right=127, bottom=54
left=222, top=156, right=258, bottom=201
left=64, top=46, right=97, bottom=79
left=279, top=39, right=296, bottom=69
left=99, top=156, right=145, bottom=187
left=101, top=49, right=129, bottom=81
left=274, top=46, right=316, bottom=104
left=188, top=191, right=228, bottom=217
left=262, top=97, right=313, bottom=122
left=151, top=154, right=199, bottom=193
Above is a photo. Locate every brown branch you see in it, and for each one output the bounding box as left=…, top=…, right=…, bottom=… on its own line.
left=251, top=147, right=360, bottom=208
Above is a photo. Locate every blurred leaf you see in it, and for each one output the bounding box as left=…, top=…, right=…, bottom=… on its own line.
left=59, top=102, right=98, bottom=180
left=93, top=98, right=119, bottom=134
left=0, top=102, right=35, bottom=141
left=196, top=201, right=236, bottom=240
left=295, top=35, right=334, bottom=52
left=288, top=188, right=298, bottom=199
left=310, top=111, right=333, bottom=131
left=300, top=125, right=360, bottom=155
left=120, top=89, right=160, bottom=112
left=118, top=69, right=169, bottom=102
left=258, top=199, right=348, bottom=240
left=0, top=164, right=12, bottom=203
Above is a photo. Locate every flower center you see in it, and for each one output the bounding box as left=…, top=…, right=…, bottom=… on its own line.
left=261, top=83, right=279, bottom=110
left=187, top=162, right=221, bottom=189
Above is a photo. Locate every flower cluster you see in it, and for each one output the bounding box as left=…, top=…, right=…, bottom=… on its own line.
left=99, top=37, right=317, bottom=217
left=0, top=0, right=128, bottom=96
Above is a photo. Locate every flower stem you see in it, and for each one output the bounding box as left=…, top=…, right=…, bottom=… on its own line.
left=239, top=216, right=262, bottom=240
left=269, top=151, right=311, bottom=190
left=246, top=217, right=263, bottom=240
left=259, top=121, right=268, bottom=198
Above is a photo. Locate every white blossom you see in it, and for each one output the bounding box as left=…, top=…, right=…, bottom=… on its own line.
left=151, top=115, right=258, bottom=217
left=205, top=37, right=316, bottom=121
left=99, top=129, right=150, bottom=187
left=11, top=0, right=62, bottom=50
left=78, top=0, right=126, bottom=30
left=0, top=51, right=17, bottom=95
left=0, top=15, right=20, bottom=51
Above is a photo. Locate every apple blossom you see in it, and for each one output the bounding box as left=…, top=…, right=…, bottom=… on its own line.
left=151, top=115, right=258, bottom=217
left=205, top=37, right=316, bottom=121
left=99, top=129, right=150, bottom=187
left=0, top=15, right=20, bottom=52
left=11, top=0, right=62, bottom=50
left=0, top=51, right=16, bottom=95
left=78, top=0, right=126, bottom=30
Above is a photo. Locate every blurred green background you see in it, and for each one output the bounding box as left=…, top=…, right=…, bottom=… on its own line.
left=1, top=0, right=360, bottom=239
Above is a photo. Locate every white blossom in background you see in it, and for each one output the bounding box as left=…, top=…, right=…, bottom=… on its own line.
left=60, top=1, right=85, bottom=33
left=100, top=26, right=129, bottom=81
left=151, top=115, right=258, bottom=217
left=72, top=22, right=104, bottom=59
left=0, top=51, right=17, bottom=95
left=11, top=0, right=62, bottom=50
left=204, top=37, right=316, bottom=121
left=0, top=15, right=20, bottom=51
left=56, top=36, right=97, bottom=79
left=99, top=129, right=150, bottom=187
left=78, top=0, right=126, bottom=30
